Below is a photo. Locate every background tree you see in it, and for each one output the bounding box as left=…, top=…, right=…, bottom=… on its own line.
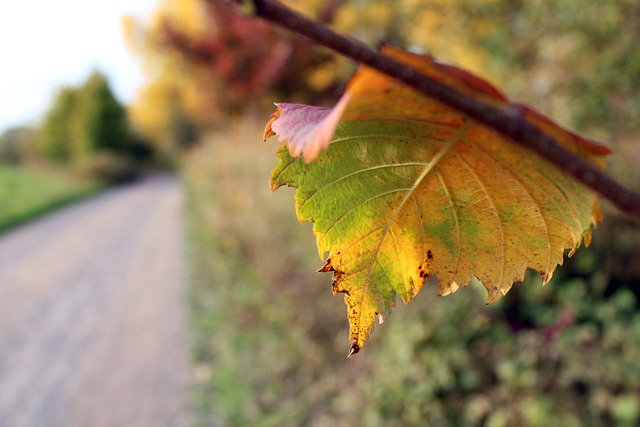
left=36, top=86, right=79, bottom=163
left=35, top=71, right=135, bottom=180
left=73, top=72, right=129, bottom=163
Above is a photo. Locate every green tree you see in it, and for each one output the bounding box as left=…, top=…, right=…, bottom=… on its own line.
left=74, top=71, right=129, bottom=164
left=36, top=86, right=79, bottom=163
left=36, top=71, right=131, bottom=168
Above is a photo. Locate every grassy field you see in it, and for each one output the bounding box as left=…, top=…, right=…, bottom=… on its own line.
left=0, top=165, right=102, bottom=232
left=184, top=117, right=640, bottom=427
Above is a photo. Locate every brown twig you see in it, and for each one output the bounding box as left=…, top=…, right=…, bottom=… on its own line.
left=250, top=0, right=640, bottom=223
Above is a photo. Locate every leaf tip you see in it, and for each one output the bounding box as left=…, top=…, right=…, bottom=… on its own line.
left=438, top=281, right=459, bottom=297
left=317, top=258, right=334, bottom=273
left=540, top=270, right=554, bottom=286
left=347, top=342, right=360, bottom=358
left=485, top=287, right=504, bottom=305
left=377, top=313, right=386, bottom=324
left=263, top=106, right=282, bottom=141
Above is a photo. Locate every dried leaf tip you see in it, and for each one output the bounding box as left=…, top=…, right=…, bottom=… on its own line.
left=347, top=343, right=360, bottom=358
left=263, top=107, right=282, bottom=141
left=317, top=259, right=334, bottom=273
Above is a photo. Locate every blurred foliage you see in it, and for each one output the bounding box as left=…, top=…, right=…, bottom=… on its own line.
left=35, top=72, right=145, bottom=182
left=123, top=1, right=200, bottom=156
left=453, top=0, right=640, bottom=141
left=335, top=0, right=489, bottom=75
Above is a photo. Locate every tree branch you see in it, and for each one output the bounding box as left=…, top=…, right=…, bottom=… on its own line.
left=251, top=0, right=640, bottom=223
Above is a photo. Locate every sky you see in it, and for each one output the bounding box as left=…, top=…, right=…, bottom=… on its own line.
left=0, top=0, right=159, bottom=133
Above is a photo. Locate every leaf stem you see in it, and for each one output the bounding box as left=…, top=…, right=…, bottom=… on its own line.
left=251, top=0, right=640, bottom=223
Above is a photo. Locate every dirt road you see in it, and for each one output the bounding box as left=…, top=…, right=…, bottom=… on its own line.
left=0, top=174, right=191, bottom=427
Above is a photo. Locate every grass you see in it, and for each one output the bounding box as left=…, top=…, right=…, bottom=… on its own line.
left=0, top=164, right=103, bottom=232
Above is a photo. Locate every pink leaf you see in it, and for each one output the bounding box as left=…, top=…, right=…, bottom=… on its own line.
left=266, top=93, right=351, bottom=162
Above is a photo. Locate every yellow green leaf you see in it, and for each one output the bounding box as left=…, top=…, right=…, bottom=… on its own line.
left=266, top=45, right=609, bottom=354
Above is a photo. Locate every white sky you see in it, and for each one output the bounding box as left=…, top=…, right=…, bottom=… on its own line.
left=0, top=0, right=158, bottom=132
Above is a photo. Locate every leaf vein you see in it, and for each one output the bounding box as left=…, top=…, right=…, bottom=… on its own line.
left=435, top=169, right=462, bottom=285
left=271, top=149, right=303, bottom=185
left=322, top=188, right=412, bottom=237
left=465, top=143, right=554, bottom=280
left=299, top=162, right=427, bottom=211
left=358, top=121, right=472, bottom=332
left=453, top=151, right=506, bottom=289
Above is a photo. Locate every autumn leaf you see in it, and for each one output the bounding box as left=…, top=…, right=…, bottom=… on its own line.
left=264, top=44, right=610, bottom=355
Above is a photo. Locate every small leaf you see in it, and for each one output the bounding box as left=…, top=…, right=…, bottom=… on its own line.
left=265, top=45, right=609, bottom=352
left=264, top=94, right=351, bottom=162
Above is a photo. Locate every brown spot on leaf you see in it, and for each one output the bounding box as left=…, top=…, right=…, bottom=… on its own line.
left=418, top=250, right=434, bottom=280
left=333, top=279, right=349, bottom=296
left=418, top=262, right=431, bottom=280
left=324, top=267, right=346, bottom=296
left=419, top=269, right=430, bottom=279
left=317, top=259, right=334, bottom=273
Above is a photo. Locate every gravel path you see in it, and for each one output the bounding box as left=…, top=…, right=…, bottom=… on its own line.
left=0, top=174, right=191, bottom=427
